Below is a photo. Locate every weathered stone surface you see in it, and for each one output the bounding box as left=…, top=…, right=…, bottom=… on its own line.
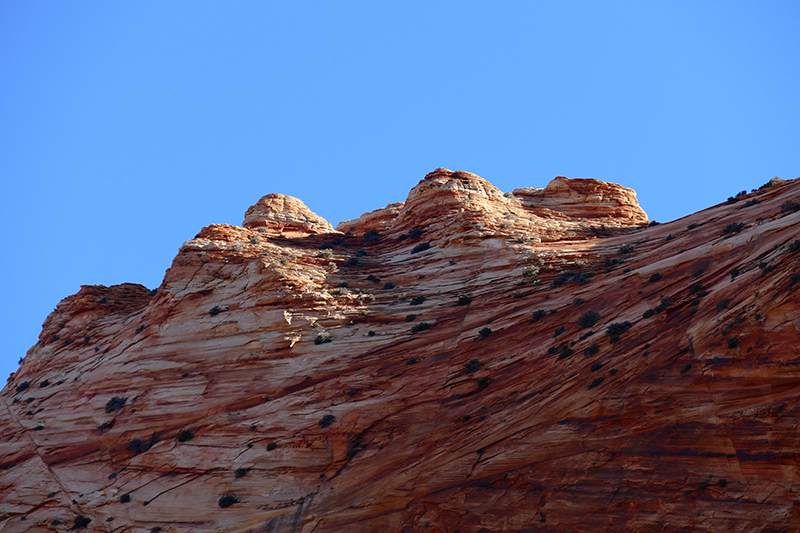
left=514, top=175, right=649, bottom=223
left=2, top=171, right=799, bottom=532
left=243, top=193, right=334, bottom=236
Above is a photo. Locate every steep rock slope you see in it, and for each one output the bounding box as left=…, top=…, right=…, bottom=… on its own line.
left=1, top=170, right=799, bottom=533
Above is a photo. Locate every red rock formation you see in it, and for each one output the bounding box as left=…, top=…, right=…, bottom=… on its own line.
left=2, top=171, right=799, bottom=532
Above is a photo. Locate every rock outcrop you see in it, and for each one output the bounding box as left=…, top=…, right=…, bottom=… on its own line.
left=2, top=170, right=799, bottom=533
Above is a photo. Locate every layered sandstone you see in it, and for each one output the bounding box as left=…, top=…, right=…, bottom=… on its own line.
left=2, top=170, right=799, bottom=533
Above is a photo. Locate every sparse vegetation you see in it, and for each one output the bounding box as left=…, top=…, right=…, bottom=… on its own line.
left=689, top=283, right=708, bottom=297
left=457, top=295, right=473, bottom=306
left=523, top=266, right=540, bottom=277
left=405, top=314, right=417, bottom=322
left=411, top=322, right=431, bottom=333
left=478, top=327, right=492, bottom=340
left=408, top=228, right=424, bottom=239
left=410, top=295, right=426, bottom=305
left=15, top=381, right=30, bottom=394
left=781, top=200, right=800, bottom=213
left=760, top=177, right=785, bottom=190
left=590, top=362, right=604, bottom=372
left=120, top=494, right=131, bottom=503
left=727, top=337, right=740, bottom=349
left=315, top=332, right=332, bottom=345
left=411, top=242, right=432, bottom=254
left=477, top=377, right=490, bottom=388
left=649, top=272, right=662, bottom=283
left=72, top=516, right=91, bottom=529
left=731, top=267, right=741, bottom=280
left=553, top=326, right=566, bottom=337
left=742, top=198, right=759, bottom=208
left=319, top=415, right=336, bottom=428
left=367, top=274, right=380, bottom=282
left=316, top=248, right=334, bottom=259
left=687, top=222, right=700, bottom=230
left=464, top=359, right=481, bottom=374
left=406, top=357, right=418, bottom=365
left=105, top=397, right=127, bottom=413
left=267, top=442, right=277, bottom=451
left=588, top=377, right=604, bottom=390
left=716, top=298, right=730, bottom=311
left=558, top=346, right=574, bottom=359
left=218, top=494, right=239, bottom=508
left=383, top=282, right=395, bottom=290
left=722, top=222, right=745, bottom=235
left=208, top=305, right=227, bottom=316
left=550, top=270, right=593, bottom=288
left=577, top=311, right=600, bottom=328
left=235, top=468, right=248, bottom=478
left=531, top=310, right=548, bottom=322
left=606, top=321, right=632, bottom=343
left=363, top=230, right=380, bottom=243
left=586, top=343, right=600, bottom=356
left=618, top=244, right=635, bottom=255
left=177, top=430, right=195, bottom=442
left=680, top=364, right=692, bottom=374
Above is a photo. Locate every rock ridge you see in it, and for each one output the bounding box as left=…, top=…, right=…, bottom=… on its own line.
left=2, top=171, right=799, bottom=532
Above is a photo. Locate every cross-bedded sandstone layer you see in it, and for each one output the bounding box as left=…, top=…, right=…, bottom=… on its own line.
left=2, top=170, right=799, bottom=532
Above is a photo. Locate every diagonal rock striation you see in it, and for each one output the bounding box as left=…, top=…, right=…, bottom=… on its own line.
left=2, top=170, right=800, bottom=532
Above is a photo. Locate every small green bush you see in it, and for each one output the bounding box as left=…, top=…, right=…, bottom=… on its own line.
left=553, top=326, right=565, bottom=337
left=177, top=430, right=195, bottom=442
left=781, top=200, right=800, bottom=213
left=716, top=298, right=730, bottom=311
left=15, top=381, right=30, bottom=393
left=411, top=242, right=432, bottom=254
left=316, top=248, right=334, bottom=259
left=722, top=222, right=745, bottom=235
left=363, top=230, right=380, bottom=243
left=209, top=305, right=227, bottom=316
left=410, top=295, right=426, bottom=305
left=464, top=359, right=481, bottom=374
left=577, top=311, right=600, bottom=328
left=618, top=244, right=635, bottom=255
left=590, top=362, right=604, bottom=372
left=218, top=494, right=239, bottom=508
left=731, top=267, right=741, bottom=280
left=405, top=314, right=417, bottom=322
left=727, top=337, right=739, bottom=349
left=649, top=272, right=662, bottom=283
left=411, top=322, right=431, bottom=333
left=585, top=343, right=600, bottom=356
left=457, top=295, right=473, bottom=306
left=606, top=322, right=632, bottom=343
left=319, top=414, right=336, bottom=428
left=406, top=357, right=418, bottom=365
left=588, top=377, right=604, bottom=390
left=760, top=177, right=785, bottom=189
left=478, top=327, right=492, bottom=340
left=408, top=228, right=424, bottom=239
left=531, top=310, right=547, bottom=322
left=72, top=516, right=91, bottom=529
left=680, top=364, right=692, bottom=374
left=315, top=332, right=332, bottom=345
left=558, top=346, right=574, bottom=359
left=477, top=377, right=489, bottom=388
left=687, top=222, right=700, bottom=230
left=383, top=282, right=395, bottom=289
left=267, top=442, right=277, bottom=451
left=523, top=266, right=540, bottom=277
left=120, top=494, right=131, bottom=503
left=235, top=468, right=248, bottom=478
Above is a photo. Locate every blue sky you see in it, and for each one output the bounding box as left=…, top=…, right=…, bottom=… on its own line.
left=1, top=1, right=798, bottom=381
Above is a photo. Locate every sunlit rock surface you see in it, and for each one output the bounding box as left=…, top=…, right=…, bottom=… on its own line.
left=2, top=170, right=799, bottom=532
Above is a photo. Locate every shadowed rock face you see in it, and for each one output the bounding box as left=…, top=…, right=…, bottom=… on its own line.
left=2, top=170, right=800, bottom=532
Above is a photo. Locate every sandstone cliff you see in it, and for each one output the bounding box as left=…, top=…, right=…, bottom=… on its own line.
left=2, top=170, right=799, bottom=533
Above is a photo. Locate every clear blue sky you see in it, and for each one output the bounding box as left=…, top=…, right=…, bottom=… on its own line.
left=1, top=1, right=798, bottom=381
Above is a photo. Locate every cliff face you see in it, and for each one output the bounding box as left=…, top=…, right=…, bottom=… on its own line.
left=2, top=170, right=799, bottom=533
